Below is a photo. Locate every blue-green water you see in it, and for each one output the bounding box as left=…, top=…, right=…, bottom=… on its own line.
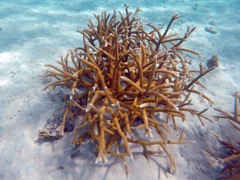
left=0, top=1, right=239, bottom=180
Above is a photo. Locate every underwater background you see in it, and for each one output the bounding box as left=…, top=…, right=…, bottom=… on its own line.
left=0, top=0, right=239, bottom=179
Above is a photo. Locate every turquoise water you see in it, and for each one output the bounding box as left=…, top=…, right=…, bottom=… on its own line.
left=0, top=0, right=239, bottom=180
left=0, top=0, right=239, bottom=61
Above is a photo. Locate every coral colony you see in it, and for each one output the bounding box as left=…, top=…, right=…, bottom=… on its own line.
left=209, top=92, right=240, bottom=179
left=39, top=5, right=216, bottom=175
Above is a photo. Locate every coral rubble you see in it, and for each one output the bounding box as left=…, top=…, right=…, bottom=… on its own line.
left=39, top=5, right=215, bottom=175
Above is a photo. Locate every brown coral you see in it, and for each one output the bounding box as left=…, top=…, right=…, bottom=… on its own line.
left=39, top=5, right=215, bottom=175
left=212, top=92, right=240, bottom=179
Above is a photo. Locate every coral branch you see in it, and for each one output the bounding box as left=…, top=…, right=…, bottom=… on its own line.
left=39, top=5, right=215, bottom=176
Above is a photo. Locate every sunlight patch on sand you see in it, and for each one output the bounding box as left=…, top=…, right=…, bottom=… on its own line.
left=0, top=52, right=20, bottom=63
left=0, top=79, right=10, bottom=86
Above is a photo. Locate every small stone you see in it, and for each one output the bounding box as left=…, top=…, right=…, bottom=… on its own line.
left=205, top=26, right=217, bottom=34
left=206, top=55, right=219, bottom=68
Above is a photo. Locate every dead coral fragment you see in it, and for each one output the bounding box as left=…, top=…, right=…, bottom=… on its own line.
left=40, top=5, right=214, bottom=175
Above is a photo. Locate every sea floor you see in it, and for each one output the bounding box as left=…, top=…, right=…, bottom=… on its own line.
left=0, top=0, right=239, bottom=180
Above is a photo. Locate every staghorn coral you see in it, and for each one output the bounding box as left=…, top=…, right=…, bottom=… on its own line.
left=39, top=5, right=215, bottom=175
left=210, top=92, right=240, bottom=179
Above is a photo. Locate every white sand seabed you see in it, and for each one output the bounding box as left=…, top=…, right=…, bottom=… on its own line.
left=0, top=0, right=239, bottom=180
